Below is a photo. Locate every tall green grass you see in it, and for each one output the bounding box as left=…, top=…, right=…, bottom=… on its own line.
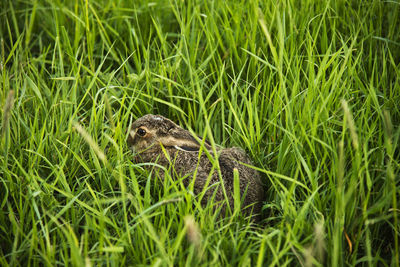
left=1, top=0, right=399, bottom=265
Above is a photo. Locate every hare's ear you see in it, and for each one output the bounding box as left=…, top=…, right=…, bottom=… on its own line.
left=165, top=120, right=177, bottom=132
left=166, top=124, right=175, bottom=132
left=174, top=145, right=200, bottom=152
left=158, top=135, right=200, bottom=150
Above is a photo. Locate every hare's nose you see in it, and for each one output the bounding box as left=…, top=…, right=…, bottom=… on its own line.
left=129, top=145, right=136, bottom=154
left=127, top=129, right=136, bottom=144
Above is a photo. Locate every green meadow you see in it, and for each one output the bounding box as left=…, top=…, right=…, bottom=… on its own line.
left=1, top=0, right=399, bottom=266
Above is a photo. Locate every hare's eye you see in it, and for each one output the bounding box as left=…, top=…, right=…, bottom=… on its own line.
left=137, top=128, right=147, bottom=137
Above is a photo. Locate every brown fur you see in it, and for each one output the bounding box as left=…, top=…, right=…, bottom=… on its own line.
left=128, top=114, right=264, bottom=220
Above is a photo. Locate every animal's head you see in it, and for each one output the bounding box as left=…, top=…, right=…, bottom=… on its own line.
left=127, top=114, right=210, bottom=155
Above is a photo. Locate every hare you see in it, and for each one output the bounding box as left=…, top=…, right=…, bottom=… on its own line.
left=127, top=114, right=264, bottom=220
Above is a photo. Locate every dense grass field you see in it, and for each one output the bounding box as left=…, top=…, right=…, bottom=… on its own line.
left=1, top=0, right=399, bottom=266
